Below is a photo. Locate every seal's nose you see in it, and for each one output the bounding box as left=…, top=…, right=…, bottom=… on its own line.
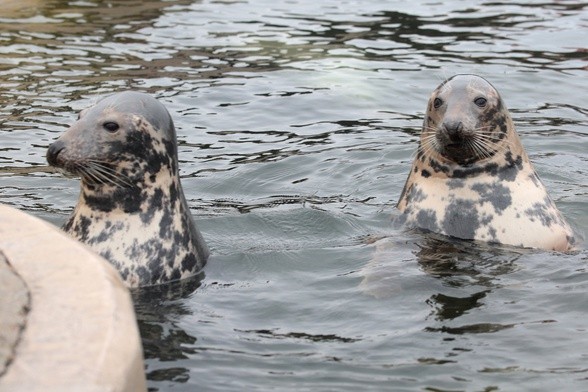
left=443, top=120, right=464, bottom=142
left=47, top=140, right=65, bottom=167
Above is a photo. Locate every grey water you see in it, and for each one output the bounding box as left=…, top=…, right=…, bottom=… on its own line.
left=1, top=0, right=587, bottom=390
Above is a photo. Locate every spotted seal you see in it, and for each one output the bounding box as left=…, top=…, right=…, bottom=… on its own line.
left=46, top=91, right=209, bottom=287
left=397, top=74, right=574, bottom=251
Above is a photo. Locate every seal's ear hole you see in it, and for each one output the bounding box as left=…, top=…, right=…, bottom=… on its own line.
left=474, top=97, right=487, bottom=107
left=433, top=98, right=443, bottom=109
left=103, top=121, right=120, bottom=133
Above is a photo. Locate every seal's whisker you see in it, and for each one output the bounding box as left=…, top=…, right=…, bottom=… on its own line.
left=421, top=133, right=437, bottom=143
left=473, top=125, right=494, bottom=134
left=474, top=133, right=514, bottom=150
left=473, top=134, right=504, bottom=148
left=90, top=164, right=133, bottom=183
left=417, top=139, right=439, bottom=158
left=86, top=166, right=116, bottom=186
left=475, top=134, right=515, bottom=153
left=470, top=138, right=494, bottom=159
left=89, top=164, right=134, bottom=188
left=86, top=165, right=118, bottom=186
left=79, top=166, right=105, bottom=186
left=412, top=131, right=440, bottom=158
left=476, top=135, right=515, bottom=158
left=422, top=125, right=438, bottom=136
left=83, top=162, right=126, bottom=188
left=86, top=160, right=135, bottom=187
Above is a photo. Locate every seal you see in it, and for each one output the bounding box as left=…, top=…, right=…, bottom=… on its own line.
left=46, top=91, right=209, bottom=287
left=397, top=74, right=574, bottom=251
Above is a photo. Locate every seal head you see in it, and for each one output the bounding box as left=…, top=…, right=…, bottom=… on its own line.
left=397, top=75, right=574, bottom=251
left=47, top=91, right=209, bottom=287
left=422, top=75, right=509, bottom=166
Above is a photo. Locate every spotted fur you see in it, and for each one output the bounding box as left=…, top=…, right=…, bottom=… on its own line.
left=47, top=91, right=209, bottom=287
left=397, top=75, right=574, bottom=251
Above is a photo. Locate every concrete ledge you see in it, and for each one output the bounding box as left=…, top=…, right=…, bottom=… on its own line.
left=0, top=204, right=146, bottom=392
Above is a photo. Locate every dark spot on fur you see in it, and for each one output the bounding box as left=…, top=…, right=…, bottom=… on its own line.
left=447, top=179, right=465, bottom=189
left=421, top=169, right=431, bottom=178
left=452, top=162, right=499, bottom=179
left=68, top=215, right=92, bottom=241
left=471, top=182, right=512, bottom=212
left=140, top=188, right=165, bottom=224
left=416, top=209, right=439, bottom=232
left=159, top=208, right=174, bottom=238
left=119, top=266, right=129, bottom=280
left=479, top=214, right=493, bottom=226
left=429, top=158, right=450, bottom=174
left=169, top=183, right=179, bottom=204
left=496, top=151, right=523, bottom=182
left=398, top=183, right=412, bottom=207
left=121, top=187, right=145, bottom=214
left=170, top=267, right=181, bottom=281
left=442, top=199, right=479, bottom=239
left=147, top=256, right=164, bottom=283
left=181, top=253, right=198, bottom=272
left=136, top=266, right=151, bottom=284
left=83, top=192, right=116, bottom=212
left=525, top=201, right=556, bottom=227
left=408, top=185, right=427, bottom=203
left=496, top=166, right=519, bottom=182
left=488, top=227, right=497, bottom=241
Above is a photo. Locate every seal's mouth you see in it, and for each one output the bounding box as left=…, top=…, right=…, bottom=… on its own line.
left=437, top=140, right=498, bottom=167
left=437, top=140, right=479, bottom=166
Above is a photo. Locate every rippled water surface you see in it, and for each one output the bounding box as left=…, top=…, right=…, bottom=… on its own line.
left=1, top=0, right=587, bottom=390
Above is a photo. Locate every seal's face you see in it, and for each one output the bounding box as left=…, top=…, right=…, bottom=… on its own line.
left=47, top=91, right=178, bottom=190
left=422, top=75, right=511, bottom=166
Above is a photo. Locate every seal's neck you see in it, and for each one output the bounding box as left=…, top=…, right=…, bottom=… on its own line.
left=413, top=140, right=530, bottom=181
left=78, top=165, right=180, bottom=214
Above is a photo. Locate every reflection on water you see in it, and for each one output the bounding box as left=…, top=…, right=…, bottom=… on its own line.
left=133, top=274, right=203, bottom=388
left=1, top=0, right=587, bottom=391
left=359, top=232, right=521, bottom=297
left=427, top=290, right=489, bottom=321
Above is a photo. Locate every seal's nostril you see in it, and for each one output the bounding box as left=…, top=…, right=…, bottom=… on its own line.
left=443, top=121, right=463, bottom=141
left=47, top=140, right=66, bottom=166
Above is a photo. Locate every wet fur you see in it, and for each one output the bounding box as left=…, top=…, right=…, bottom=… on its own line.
left=397, top=75, right=574, bottom=251
left=47, top=91, right=209, bottom=287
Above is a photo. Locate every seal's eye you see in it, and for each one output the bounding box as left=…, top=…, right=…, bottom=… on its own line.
left=474, top=97, right=487, bottom=107
left=433, top=98, right=443, bottom=109
left=103, top=121, right=120, bottom=133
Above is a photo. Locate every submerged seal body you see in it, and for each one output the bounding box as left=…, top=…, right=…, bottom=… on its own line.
left=397, top=74, right=574, bottom=251
left=47, top=91, right=209, bottom=287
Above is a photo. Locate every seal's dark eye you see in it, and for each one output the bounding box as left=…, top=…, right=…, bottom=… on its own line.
left=474, top=97, right=487, bottom=107
left=433, top=98, right=443, bottom=109
left=103, top=121, right=120, bottom=132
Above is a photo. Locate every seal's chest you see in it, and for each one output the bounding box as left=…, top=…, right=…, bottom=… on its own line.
left=407, top=174, right=544, bottom=221
left=401, top=173, right=573, bottom=250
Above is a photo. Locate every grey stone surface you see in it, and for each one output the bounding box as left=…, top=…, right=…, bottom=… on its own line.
left=0, top=204, right=146, bottom=392
left=0, top=253, right=29, bottom=377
